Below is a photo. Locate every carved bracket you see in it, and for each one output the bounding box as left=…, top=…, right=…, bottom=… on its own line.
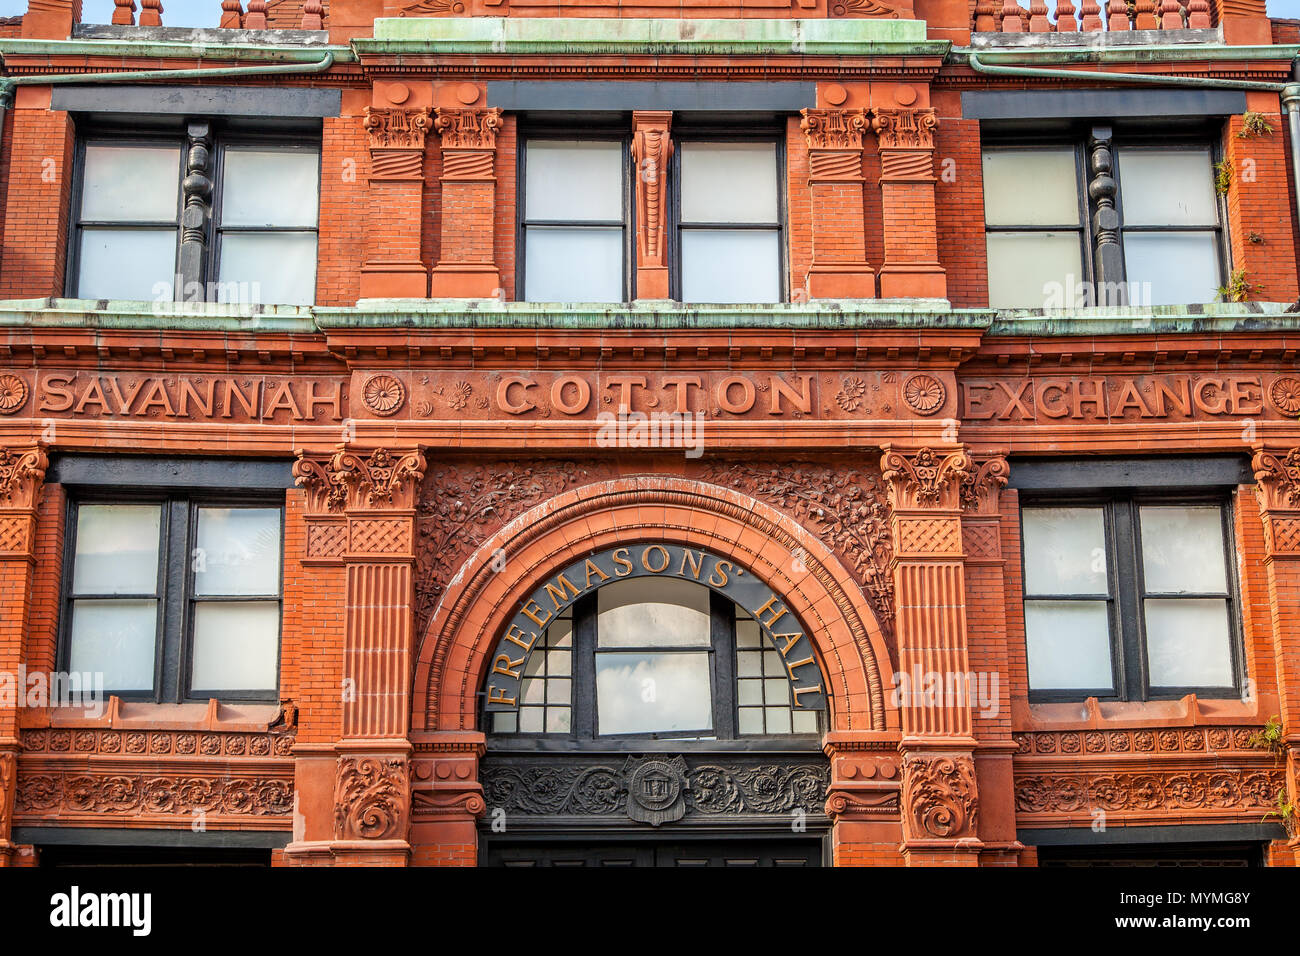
left=631, top=112, right=673, bottom=269
left=334, top=755, right=410, bottom=841
left=901, top=750, right=979, bottom=842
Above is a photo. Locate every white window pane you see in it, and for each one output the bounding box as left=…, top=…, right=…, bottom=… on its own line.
left=220, top=149, right=320, bottom=227
left=81, top=145, right=180, bottom=222
left=1140, top=505, right=1228, bottom=594
left=545, top=708, right=571, bottom=733
left=492, top=712, right=518, bottom=733
left=735, top=619, right=761, bottom=648
left=1144, top=598, right=1233, bottom=687
left=524, top=226, right=623, bottom=303
left=737, top=650, right=762, bottom=677
left=982, top=149, right=1080, bottom=226
left=547, top=679, right=571, bottom=705
left=78, top=228, right=176, bottom=301
left=1119, top=149, right=1217, bottom=226
left=190, top=601, right=280, bottom=691
left=520, top=678, right=543, bottom=703
left=792, top=710, right=819, bottom=734
left=738, top=679, right=762, bottom=705
left=680, top=142, right=778, bottom=223
left=765, top=707, right=792, bottom=734
left=986, top=231, right=1082, bottom=310
left=1022, top=507, right=1108, bottom=596
left=681, top=229, right=780, bottom=304
left=68, top=599, right=157, bottom=690
left=1123, top=232, right=1219, bottom=306
left=526, top=141, right=623, bottom=221
left=596, top=651, right=713, bottom=734
left=1025, top=600, right=1113, bottom=690
left=518, top=707, right=543, bottom=733
left=738, top=708, right=764, bottom=734
left=217, top=232, right=317, bottom=306
left=597, top=577, right=710, bottom=647
left=194, top=508, right=281, bottom=596
left=73, top=504, right=162, bottom=595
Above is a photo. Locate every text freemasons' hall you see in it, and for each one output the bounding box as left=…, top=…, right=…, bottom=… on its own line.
left=0, top=0, right=1298, bottom=868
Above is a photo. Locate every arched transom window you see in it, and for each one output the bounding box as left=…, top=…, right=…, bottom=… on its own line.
left=485, top=545, right=826, bottom=740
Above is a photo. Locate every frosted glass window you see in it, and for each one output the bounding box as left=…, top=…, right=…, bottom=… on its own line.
left=1122, top=232, right=1220, bottom=306
left=524, top=226, right=623, bottom=303
left=1144, top=598, right=1233, bottom=687
left=68, top=599, right=158, bottom=691
left=680, top=142, right=778, bottom=224
left=597, top=578, right=710, bottom=647
left=220, top=149, right=319, bottom=227
left=526, top=141, right=623, bottom=221
left=986, top=232, right=1083, bottom=309
left=982, top=149, right=1080, bottom=226
left=1022, top=507, right=1108, bottom=596
left=81, top=145, right=180, bottom=222
left=1139, top=505, right=1227, bottom=594
left=190, top=601, right=280, bottom=691
left=1118, top=149, right=1217, bottom=226
left=217, top=232, right=318, bottom=306
left=72, top=505, right=162, bottom=595
left=681, top=230, right=780, bottom=304
left=194, top=507, right=281, bottom=596
left=596, top=651, right=713, bottom=734
left=1024, top=601, right=1114, bottom=690
left=77, top=228, right=178, bottom=301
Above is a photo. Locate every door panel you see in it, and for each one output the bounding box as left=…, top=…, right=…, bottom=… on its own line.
left=485, top=839, right=821, bottom=867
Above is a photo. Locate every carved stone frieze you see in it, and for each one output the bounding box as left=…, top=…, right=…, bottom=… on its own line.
left=901, top=751, right=979, bottom=841
left=14, top=771, right=292, bottom=818
left=1014, top=726, right=1268, bottom=756
left=334, top=756, right=410, bottom=841
left=19, top=728, right=295, bottom=758
left=1015, top=769, right=1284, bottom=814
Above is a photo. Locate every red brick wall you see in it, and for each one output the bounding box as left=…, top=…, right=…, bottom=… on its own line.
left=23, top=484, right=65, bottom=678
left=0, top=103, right=75, bottom=299
left=1223, top=108, right=1300, bottom=303
left=786, top=116, right=812, bottom=298
left=493, top=116, right=517, bottom=301
left=317, top=112, right=368, bottom=307
left=935, top=91, right=987, bottom=308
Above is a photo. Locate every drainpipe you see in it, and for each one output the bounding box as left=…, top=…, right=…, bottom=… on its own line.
left=967, top=50, right=1300, bottom=291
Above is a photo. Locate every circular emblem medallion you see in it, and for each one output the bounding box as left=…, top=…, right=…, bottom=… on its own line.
left=1269, top=376, right=1300, bottom=417
left=903, top=374, right=946, bottom=416
left=362, top=374, right=406, bottom=417
left=0, top=375, right=28, bottom=415
left=627, top=759, right=683, bottom=813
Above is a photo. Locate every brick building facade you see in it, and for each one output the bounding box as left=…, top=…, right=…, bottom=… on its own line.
left=0, top=0, right=1296, bottom=868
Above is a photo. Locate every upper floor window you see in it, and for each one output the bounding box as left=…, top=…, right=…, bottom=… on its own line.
left=519, top=131, right=785, bottom=304
left=71, top=131, right=320, bottom=306
left=62, top=497, right=283, bottom=702
left=489, top=577, right=821, bottom=739
left=982, top=137, right=1224, bottom=309
left=1020, top=496, right=1241, bottom=701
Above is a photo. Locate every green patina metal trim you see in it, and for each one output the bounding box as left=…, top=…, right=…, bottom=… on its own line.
left=955, top=44, right=1300, bottom=66
left=0, top=38, right=356, bottom=62
left=0, top=299, right=319, bottom=333
left=361, top=17, right=948, bottom=57
left=988, top=304, right=1300, bottom=336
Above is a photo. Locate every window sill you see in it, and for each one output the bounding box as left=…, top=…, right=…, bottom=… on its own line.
left=20, top=695, right=283, bottom=733
left=1012, top=691, right=1277, bottom=732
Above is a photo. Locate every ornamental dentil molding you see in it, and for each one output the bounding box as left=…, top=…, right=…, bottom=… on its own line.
left=293, top=446, right=427, bottom=513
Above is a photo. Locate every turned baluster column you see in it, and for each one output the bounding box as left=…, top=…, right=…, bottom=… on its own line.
left=801, top=107, right=875, bottom=298
left=139, top=0, right=162, bottom=26
left=302, top=0, right=324, bottom=29
left=1087, top=126, right=1125, bottom=303
left=112, top=0, right=135, bottom=25
left=244, top=0, right=267, bottom=29
left=881, top=445, right=982, bottom=866
left=0, top=446, right=47, bottom=867
left=219, top=0, right=243, bottom=28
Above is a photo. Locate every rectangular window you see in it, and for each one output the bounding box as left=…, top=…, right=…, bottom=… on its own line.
left=982, top=136, right=1225, bottom=309
left=72, top=131, right=320, bottom=306
left=521, top=138, right=628, bottom=303
left=62, top=497, right=283, bottom=702
left=1020, top=497, right=1241, bottom=701
left=518, top=129, right=785, bottom=304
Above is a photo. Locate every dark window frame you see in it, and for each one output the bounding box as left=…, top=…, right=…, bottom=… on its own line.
left=516, top=126, right=635, bottom=303
left=980, top=127, right=1230, bottom=305
left=58, top=491, right=286, bottom=704
left=488, top=589, right=821, bottom=745
left=1019, top=490, right=1245, bottom=704
left=66, top=122, right=322, bottom=303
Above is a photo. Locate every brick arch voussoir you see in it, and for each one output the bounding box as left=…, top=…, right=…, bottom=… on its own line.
left=412, top=477, right=893, bottom=735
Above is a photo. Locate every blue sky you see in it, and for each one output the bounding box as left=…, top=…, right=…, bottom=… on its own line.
left=0, top=0, right=1297, bottom=24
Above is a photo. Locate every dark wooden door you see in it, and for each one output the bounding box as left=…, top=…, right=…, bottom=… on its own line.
left=484, top=838, right=822, bottom=867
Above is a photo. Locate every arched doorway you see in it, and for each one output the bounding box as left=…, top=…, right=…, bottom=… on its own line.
left=411, top=477, right=897, bottom=867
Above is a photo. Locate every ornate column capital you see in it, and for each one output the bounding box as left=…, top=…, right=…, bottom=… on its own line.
left=880, top=446, right=971, bottom=512
left=1253, top=446, right=1300, bottom=512
left=801, top=108, right=869, bottom=183
left=870, top=108, right=938, bottom=183
left=822, top=731, right=902, bottom=823
left=959, top=454, right=1010, bottom=516
left=432, top=107, right=503, bottom=182
left=364, top=106, right=431, bottom=181
left=294, top=446, right=427, bottom=515
left=0, top=445, right=48, bottom=513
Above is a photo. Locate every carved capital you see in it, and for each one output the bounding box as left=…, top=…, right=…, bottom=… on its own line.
left=901, top=750, right=979, bottom=842
left=881, top=447, right=971, bottom=511
left=364, top=107, right=432, bottom=150
left=334, top=755, right=410, bottom=841
left=433, top=107, right=503, bottom=150
left=1253, top=446, right=1300, bottom=513
left=870, top=108, right=938, bottom=151
left=631, top=111, right=673, bottom=268
left=959, top=455, right=1010, bottom=516
left=801, top=108, right=870, bottom=150
left=293, top=446, right=426, bottom=514
left=0, top=445, right=48, bottom=512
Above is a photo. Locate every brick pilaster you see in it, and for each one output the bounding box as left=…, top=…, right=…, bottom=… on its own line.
left=359, top=105, right=431, bottom=298
left=428, top=107, right=503, bottom=298
left=872, top=109, right=947, bottom=300
left=799, top=108, right=875, bottom=299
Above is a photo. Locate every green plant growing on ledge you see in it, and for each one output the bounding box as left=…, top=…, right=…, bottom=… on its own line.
left=1218, top=268, right=1254, bottom=303
left=1247, top=716, right=1286, bottom=759
left=1214, top=158, right=1234, bottom=195
left=1263, top=787, right=1298, bottom=840
left=1238, top=112, right=1275, bottom=139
